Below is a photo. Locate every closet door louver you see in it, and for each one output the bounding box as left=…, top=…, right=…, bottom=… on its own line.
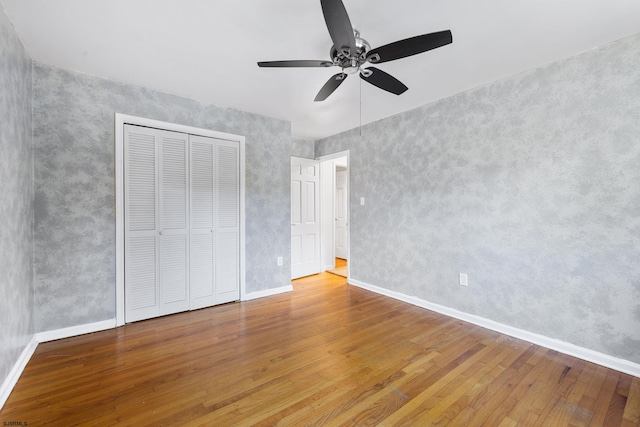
left=215, top=141, right=240, bottom=303
left=158, top=131, right=190, bottom=315
left=189, top=136, right=216, bottom=309
left=124, top=125, right=160, bottom=322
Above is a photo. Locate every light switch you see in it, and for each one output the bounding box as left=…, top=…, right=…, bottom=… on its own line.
left=360, top=197, right=365, bottom=206
left=459, top=273, right=468, bottom=287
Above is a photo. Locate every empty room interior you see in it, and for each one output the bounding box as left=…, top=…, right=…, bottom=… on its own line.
left=1, top=0, right=640, bottom=425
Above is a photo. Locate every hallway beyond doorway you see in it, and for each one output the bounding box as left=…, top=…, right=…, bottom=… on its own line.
left=326, top=258, right=347, bottom=278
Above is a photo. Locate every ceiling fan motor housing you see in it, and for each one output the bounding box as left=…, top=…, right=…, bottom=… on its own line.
left=331, top=30, right=370, bottom=73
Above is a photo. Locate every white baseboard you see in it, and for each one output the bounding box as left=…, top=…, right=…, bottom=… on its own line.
left=243, top=285, right=293, bottom=301
left=0, top=336, right=38, bottom=410
left=0, top=319, right=117, bottom=411
left=35, top=319, right=117, bottom=343
left=349, top=278, right=640, bottom=378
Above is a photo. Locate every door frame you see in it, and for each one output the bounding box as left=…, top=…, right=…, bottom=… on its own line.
left=115, top=113, right=246, bottom=326
left=334, top=166, right=348, bottom=260
left=317, top=150, right=350, bottom=278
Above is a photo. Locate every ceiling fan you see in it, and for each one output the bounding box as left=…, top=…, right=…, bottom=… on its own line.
left=257, top=0, right=453, bottom=102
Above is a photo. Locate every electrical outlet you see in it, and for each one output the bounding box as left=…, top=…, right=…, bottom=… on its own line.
left=277, top=256, right=283, bottom=266
left=459, top=273, right=468, bottom=287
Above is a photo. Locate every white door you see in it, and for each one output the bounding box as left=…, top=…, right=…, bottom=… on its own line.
left=124, top=126, right=159, bottom=323
left=214, top=141, right=240, bottom=304
left=291, top=157, right=321, bottom=279
left=189, top=136, right=216, bottom=310
left=124, top=125, right=189, bottom=322
left=159, top=130, right=190, bottom=316
left=189, top=136, right=240, bottom=309
left=335, top=169, right=348, bottom=259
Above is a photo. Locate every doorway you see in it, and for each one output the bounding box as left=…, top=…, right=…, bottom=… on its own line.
left=318, top=151, right=350, bottom=278
left=290, top=151, right=349, bottom=280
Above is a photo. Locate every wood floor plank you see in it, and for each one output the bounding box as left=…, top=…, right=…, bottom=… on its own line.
left=503, top=346, right=556, bottom=423
left=589, top=368, right=623, bottom=426
left=624, top=376, right=640, bottom=424
left=1, top=270, right=638, bottom=426
left=603, top=373, right=632, bottom=427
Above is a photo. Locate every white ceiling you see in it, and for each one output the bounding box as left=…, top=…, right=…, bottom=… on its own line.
left=2, top=0, right=640, bottom=140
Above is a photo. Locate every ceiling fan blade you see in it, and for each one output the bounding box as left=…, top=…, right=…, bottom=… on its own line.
left=315, top=73, right=348, bottom=102
left=320, top=0, right=356, bottom=57
left=258, top=60, right=334, bottom=68
left=366, top=30, right=452, bottom=64
left=360, top=67, right=408, bottom=95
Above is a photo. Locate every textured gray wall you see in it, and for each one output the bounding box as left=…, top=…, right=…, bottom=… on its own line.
left=316, top=34, right=640, bottom=363
left=33, top=64, right=291, bottom=332
left=0, top=6, right=34, bottom=386
left=291, top=138, right=315, bottom=159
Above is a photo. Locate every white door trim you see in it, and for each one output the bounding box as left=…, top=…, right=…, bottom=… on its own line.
left=335, top=168, right=348, bottom=259
left=316, top=150, right=350, bottom=162
left=115, top=113, right=246, bottom=326
left=319, top=160, right=336, bottom=271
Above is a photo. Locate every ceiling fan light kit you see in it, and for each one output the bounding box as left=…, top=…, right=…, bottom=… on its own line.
left=257, top=0, right=453, bottom=102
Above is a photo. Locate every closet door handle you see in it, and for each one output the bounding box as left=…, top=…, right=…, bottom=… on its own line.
left=159, top=231, right=164, bottom=235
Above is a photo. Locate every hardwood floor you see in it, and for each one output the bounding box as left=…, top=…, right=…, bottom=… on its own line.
left=2, top=272, right=639, bottom=426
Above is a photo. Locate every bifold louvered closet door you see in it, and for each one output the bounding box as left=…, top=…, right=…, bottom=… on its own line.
left=124, top=125, right=239, bottom=323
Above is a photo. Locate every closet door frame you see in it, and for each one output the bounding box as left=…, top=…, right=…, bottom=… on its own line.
left=115, top=113, right=246, bottom=327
